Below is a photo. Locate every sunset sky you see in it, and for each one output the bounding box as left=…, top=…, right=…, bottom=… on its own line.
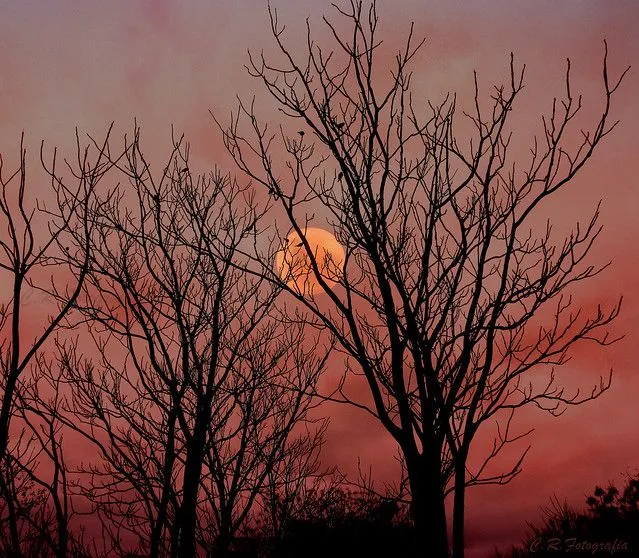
left=1, top=1, right=638, bottom=555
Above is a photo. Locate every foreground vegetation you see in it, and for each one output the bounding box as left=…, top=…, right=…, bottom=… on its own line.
left=493, top=473, right=639, bottom=557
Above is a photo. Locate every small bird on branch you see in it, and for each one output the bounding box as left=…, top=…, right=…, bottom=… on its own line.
left=298, top=130, right=305, bottom=137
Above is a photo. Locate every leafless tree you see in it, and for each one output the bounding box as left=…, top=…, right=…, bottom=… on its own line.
left=256, top=423, right=329, bottom=547
left=196, top=329, right=329, bottom=558
left=1, top=363, right=91, bottom=558
left=0, top=128, right=117, bottom=555
left=216, top=1, right=629, bottom=556
left=0, top=444, right=52, bottom=558
left=48, top=127, right=329, bottom=558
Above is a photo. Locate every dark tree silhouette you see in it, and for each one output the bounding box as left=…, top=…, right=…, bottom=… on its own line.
left=251, top=415, right=329, bottom=551
left=216, top=1, right=629, bottom=556
left=44, top=127, right=329, bottom=558
left=0, top=365, right=93, bottom=558
left=0, top=128, right=117, bottom=556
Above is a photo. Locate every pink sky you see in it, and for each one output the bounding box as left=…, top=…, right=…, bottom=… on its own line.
left=1, top=1, right=638, bottom=555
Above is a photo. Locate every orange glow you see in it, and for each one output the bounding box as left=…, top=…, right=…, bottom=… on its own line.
left=275, top=227, right=345, bottom=296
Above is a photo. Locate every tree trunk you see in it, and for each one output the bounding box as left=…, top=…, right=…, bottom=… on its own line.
left=214, top=523, right=232, bottom=558
left=452, top=464, right=466, bottom=558
left=150, top=409, right=178, bottom=558
left=0, top=376, right=17, bottom=463
left=0, top=472, right=22, bottom=558
left=173, top=408, right=209, bottom=558
left=55, top=521, right=68, bottom=558
left=406, top=451, right=449, bottom=558
left=0, top=277, right=24, bottom=464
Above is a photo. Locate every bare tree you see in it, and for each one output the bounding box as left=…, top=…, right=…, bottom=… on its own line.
left=3, top=364, right=89, bottom=558
left=216, top=1, right=629, bottom=556
left=0, top=128, right=116, bottom=554
left=197, top=324, right=329, bottom=558
left=256, top=422, right=329, bottom=547
left=0, top=444, right=53, bottom=558
left=48, top=127, right=329, bottom=558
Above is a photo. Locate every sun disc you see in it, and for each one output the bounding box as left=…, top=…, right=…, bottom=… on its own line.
left=275, top=227, right=344, bottom=296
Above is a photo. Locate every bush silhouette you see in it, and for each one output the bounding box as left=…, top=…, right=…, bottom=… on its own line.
left=228, top=486, right=418, bottom=558
left=492, top=473, right=639, bottom=557
left=269, top=487, right=416, bottom=558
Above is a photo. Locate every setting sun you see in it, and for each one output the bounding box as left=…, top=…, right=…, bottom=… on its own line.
left=275, top=227, right=345, bottom=296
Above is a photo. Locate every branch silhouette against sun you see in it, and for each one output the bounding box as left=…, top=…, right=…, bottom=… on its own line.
left=214, top=1, right=629, bottom=556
